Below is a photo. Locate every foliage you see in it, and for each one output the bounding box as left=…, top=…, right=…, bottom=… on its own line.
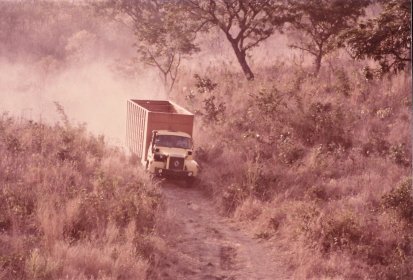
left=0, top=1, right=99, bottom=61
left=187, top=74, right=226, bottom=124
left=175, top=62, right=412, bottom=278
left=0, top=113, right=161, bottom=279
left=389, top=143, right=411, bottom=167
left=181, top=0, right=294, bottom=80
left=382, top=177, right=413, bottom=224
left=222, top=183, right=249, bottom=214
left=292, top=101, right=352, bottom=149
left=194, top=74, right=218, bottom=93
left=249, top=87, right=288, bottom=117
left=319, top=211, right=362, bottom=253
left=334, top=68, right=351, bottom=97
left=344, top=0, right=412, bottom=75
left=288, top=0, right=370, bottom=74
left=201, top=96, right=226, bottom=124
left=1, top=1, right=412, bottom=278
left=97, top=0, right=199, bottom=91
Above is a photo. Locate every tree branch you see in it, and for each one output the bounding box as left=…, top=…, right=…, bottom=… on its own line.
left=289, top=44, right=318, bottom=56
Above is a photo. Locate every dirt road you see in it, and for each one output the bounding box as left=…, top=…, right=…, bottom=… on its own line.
left=154, top=182, right=291, bottom=280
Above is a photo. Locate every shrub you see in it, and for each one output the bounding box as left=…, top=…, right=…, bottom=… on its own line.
left=173, top=62, right=412, bottom=279
left=389, top=143, right=411, bottom=167
left=334, top=68, right=351, bottom=97
left=249, top=87, right=287, bottom=117
left=305, top=185, right=328, bottom=202
left=193, top=74, right=217, bottom=93
left=201, top=95, right=226, bottom=124
left=222, top=183, right=249, bottom=215
left=0, top=252, right=26, bottom=279
left=187, top=74, right=225, bottom=124
left=26, top=249, right=62, bottom=280
left=277, top=141, right=305, bottom=165
left=362, top=138, right=390, bottom=157
left=0, top=114, right=162, bottom=279
left=293, top=202, right=320, bottom=236
left=294, top=102, right=352, bottom=149
left=382, top=177, right=413, bottom=224
left=319, top=211, right=362, bottom=253
left=268, top=211, right=287, bottom=232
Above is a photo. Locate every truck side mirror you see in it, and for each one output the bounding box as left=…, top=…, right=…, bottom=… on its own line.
left=151, top=131, right=158, bottom=153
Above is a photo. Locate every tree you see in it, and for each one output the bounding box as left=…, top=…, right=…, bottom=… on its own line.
left=344, top=0, right=411, bottom=76
left=96, top=0, right=199, bottom=92
left=288, top=0, right=370, bottom=75
left=0, top=1, right=100, bottom=61
left=181, top=0, right=293, bottom=80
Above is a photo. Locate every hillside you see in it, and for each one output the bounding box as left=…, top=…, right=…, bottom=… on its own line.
left=172, top=64, right=412, bottom=279
left=0, top=113, right=162, bottom=279
left=0, top=0, right=412, bottom=279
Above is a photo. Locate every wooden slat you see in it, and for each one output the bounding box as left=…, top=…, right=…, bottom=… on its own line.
left=126, top=99, right=194, bottom=162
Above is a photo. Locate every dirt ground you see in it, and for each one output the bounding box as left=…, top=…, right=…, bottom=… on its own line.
left=152, top=182, right=291, bottom=280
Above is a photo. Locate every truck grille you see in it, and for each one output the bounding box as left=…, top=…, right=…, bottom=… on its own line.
left=169, top=157, right=185, bottom=171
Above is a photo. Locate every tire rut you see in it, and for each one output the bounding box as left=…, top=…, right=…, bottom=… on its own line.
left=153, top=182, right=290, bottom=280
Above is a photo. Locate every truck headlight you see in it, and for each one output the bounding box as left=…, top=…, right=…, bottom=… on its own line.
left=154, top=154, right=167, bottom=162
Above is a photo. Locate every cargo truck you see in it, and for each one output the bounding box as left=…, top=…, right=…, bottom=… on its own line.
left=126, top=99, right=199, bottom=182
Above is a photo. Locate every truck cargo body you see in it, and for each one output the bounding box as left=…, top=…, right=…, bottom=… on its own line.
left=126, top=99, right=194, bottom=165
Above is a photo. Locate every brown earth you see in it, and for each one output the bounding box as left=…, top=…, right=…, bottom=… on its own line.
left=153, top=182, right=291, bottom=280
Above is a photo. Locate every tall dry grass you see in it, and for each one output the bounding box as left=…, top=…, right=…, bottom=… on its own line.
left=0, top=111, right=162, bottom=279
left=172, top=60, right=412, bottom=279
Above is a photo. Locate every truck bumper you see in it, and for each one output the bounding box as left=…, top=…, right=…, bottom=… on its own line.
left=154, top=168, right=195, bottom=178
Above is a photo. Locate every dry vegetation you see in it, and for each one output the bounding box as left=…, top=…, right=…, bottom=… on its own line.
left=0, top=2, right=164, bottom=279
left=0, top=0, right=412, bottom=279
left=173, top=62, right=412, bottom=279
left=0, top=111, right=162, bottom=279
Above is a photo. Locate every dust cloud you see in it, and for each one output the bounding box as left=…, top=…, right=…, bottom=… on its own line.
left=0, top=1, right=293, bottom=148
left=0, top=58, right=167, bottom=147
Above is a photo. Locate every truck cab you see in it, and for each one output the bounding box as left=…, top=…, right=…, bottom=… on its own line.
left=126, top=99, right=199, bottom=183
left=146, top=130, right=199, bottom=179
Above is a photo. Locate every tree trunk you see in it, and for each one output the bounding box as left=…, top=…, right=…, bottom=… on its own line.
left=230, top=43, right=255, bottom=80
left=314, top=53, right=322, bottom=75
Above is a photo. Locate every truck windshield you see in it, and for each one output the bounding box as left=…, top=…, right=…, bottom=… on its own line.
left=155, top=135, right=192, bottom=149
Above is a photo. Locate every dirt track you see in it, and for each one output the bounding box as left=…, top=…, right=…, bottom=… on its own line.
left=155, top=182, right=291, bottom=280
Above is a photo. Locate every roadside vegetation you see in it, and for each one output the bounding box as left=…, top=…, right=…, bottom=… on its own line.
left=168, top=1, right=412, bottom=278
left=0, top=0, right=411, bottom=279
left=174, top=62, right=412, bottom=278
left=0, top=111, right=162, bottom=279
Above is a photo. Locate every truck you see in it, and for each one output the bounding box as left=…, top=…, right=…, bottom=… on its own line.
left=126, top=99, right=199, bottom=182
